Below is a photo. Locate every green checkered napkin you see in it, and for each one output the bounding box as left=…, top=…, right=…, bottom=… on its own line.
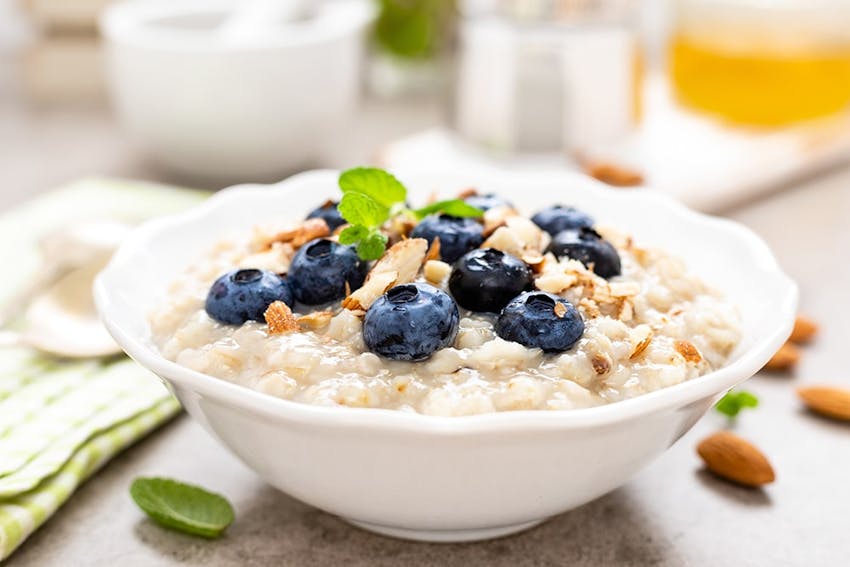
left=0, top=179, right=208, bottom=561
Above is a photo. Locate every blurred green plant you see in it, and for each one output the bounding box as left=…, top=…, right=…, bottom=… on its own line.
left=374, top=0, right=457, bottom=60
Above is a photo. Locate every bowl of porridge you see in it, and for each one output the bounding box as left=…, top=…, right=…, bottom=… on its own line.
left=95, top=169, right=797, bottom=542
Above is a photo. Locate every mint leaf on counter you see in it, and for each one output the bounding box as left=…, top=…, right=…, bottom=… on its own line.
left=715, top=390, right=759, bottom=418
left=130, top=477, right=234, bottom=539
left=413, top=199, right=484, bottom=219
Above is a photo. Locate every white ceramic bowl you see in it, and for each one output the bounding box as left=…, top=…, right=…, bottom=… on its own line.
left=100, top=0, right=373, bottom=182
left=95, top=170, right=797, bottom=542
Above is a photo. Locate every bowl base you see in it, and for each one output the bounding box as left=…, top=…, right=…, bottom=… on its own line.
left=344, top=517, right=546, bottom=543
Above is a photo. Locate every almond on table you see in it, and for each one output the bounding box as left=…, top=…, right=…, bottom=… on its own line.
left=797, top=386, right=850, bottom=422
left=763, top=341, right=800, bottom=371
left=789, top=315, right=819, bottom=344
left=697, top=431, right=775, bottom=488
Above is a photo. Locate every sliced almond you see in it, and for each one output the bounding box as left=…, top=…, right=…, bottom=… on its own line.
left=256, top=218, right=329, bottom=250
left=342, top=270, right=398, bottom=312
left=578, top=297, right=601, bottom=319
left=264, top=301, right=299, bottom=334
left=675, top=340, right=702, bottom=364
left=457, top=187, right=478, bottom=199
left=789, top=315, right=818, bottom=344
left=797, top=386, right=850, bottom=422
left=296, top=311, right=334, bottom=331
left=482, top=205, right=517, bottom=236
left=522, top=253, right=546, bottom=274
left=425, top=237, right=441, bottom=262
left=697, top=431, right=775, bottom=487
left=763, top=342, right=800, bottom=371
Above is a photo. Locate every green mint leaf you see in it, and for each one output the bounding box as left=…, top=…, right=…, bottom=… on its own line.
left=715, top=390, right=759, bottom=418
left=338, top=224, right=367, bottom=245
left=130, top=477, right=234, bottom=539
left=356, top=230, right=388, bottom=260
left=339, top=167, right=407, bottom=208
left=413, top=199, right=484, bottom=219
left=338, top=191, right=389, bottom=228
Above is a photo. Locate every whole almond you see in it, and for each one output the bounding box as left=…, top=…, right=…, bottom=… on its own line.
left=763, top=341, right=800, bottom=371
left=696, top=431, right=775, bottom=487
left=789, top=315, right=819, bottom=344
left=797, top=386, right=850, bottom=422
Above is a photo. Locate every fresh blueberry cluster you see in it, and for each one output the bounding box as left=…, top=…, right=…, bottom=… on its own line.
left=205, top=192, right=622, bottom=360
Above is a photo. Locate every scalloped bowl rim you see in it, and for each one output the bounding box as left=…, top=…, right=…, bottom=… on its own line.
left=94, top=169, right=798, bottom=435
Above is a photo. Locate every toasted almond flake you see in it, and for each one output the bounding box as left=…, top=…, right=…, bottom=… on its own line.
left=482, top=226, right=525, bottom=256
left=629, top=327, right=653, bottom=359
left=389, top=215, right=416, bottom=241
left=697, top=431, right=775, bottom=488
left=763, top=342, right=800, bottom=371
left=424, top=260, right=452, bottom=284
left=522, top=253, right=546, bottom=274
left=675, top=340, right=702, bottom=363
left=790, top=315, right=818, bottom=344
left=342, top=270, right=398, bottom=311
left=264, top=301, right=299, bottom=334
left=296, top=311, right=333, bottom=331
left=238, top=242, right=295, bottom=273
left=457, top=187, right=478, bottom=199
left=344, top=280, right=352, bottom=299
left=581, top=158, right=644, bottom=187
left=553, top=302, right=567, bottom=318
left=425, top=237, right=441, bottom=262
left=482, top=205, right=517, bottom=236
left=257, top=218, right=329, bottom=250
left=797, top=386, right=850, bottom=421
left=609, top=281, right=641, bottom=298
left=504, top=217, right=546, bottom=252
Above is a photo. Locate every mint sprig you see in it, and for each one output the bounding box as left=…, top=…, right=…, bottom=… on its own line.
left=336, top=167, right=483, bottom=260
left=130, top=477, right=235, bottom=539
left=715, top=390, right=759, bottom=418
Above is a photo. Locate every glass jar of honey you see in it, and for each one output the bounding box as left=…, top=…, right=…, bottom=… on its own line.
left=668, top=0, right=850, bottom=126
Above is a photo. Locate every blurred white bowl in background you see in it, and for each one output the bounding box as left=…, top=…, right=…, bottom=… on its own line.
left=100, top=0, right=374, bottom=183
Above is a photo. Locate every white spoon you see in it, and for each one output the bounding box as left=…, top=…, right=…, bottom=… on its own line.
left=0, top=220, right=132, bottom=358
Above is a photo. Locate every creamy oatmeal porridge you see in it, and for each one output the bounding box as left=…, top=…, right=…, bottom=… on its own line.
left=150, top=175, right=741, bottom=416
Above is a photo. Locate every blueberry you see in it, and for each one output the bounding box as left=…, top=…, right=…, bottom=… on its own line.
left=449, top=248, right=533, bottom=313
left=547, top=227, right=621, bottom=278
left=205, top=269, right=293, bottom=325
left=306, top=200, right=346, bottom=231
left=288, top=238, right=367, bottom=305
left=411, top=214, right=484, bottom=263
left=363, top=283, right=459, bottom=361
left=531, top=205, right=594, bottom=235
left=463, top=193, right=514, bottom=212
left=496, top=291, right=584, bottom=352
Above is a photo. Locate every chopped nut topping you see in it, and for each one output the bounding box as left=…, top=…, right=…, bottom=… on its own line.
left=522, top=253, right=546, bottom=274
left=482, top=205, right=518, bottom=236
left=609, top=281, right=641, bottom=298
left=264, top=301, right=299, bottom=334
left=674, top=340, right=702, bottom=364
left=425, top=237, right=441, bottom=262
left=578, top=298, right=601, bottom=319
left=617, top=298, right=634, bottom=322
left=255, top=218, right=329, bottom=251
left=457, top=187, right=478, bottom=199
left=591, top=353, right=611, bottom=375
left=553, top=302, right=568, bottom=318
left=296, top=311, right=333, bottom=331
left=424, top=260, right=452, bottom=284
left=238, top=242, right=295, bottom=274
left=343, top=236, right=428, bottom=311
left=342, top=270, right=398, bottom=312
